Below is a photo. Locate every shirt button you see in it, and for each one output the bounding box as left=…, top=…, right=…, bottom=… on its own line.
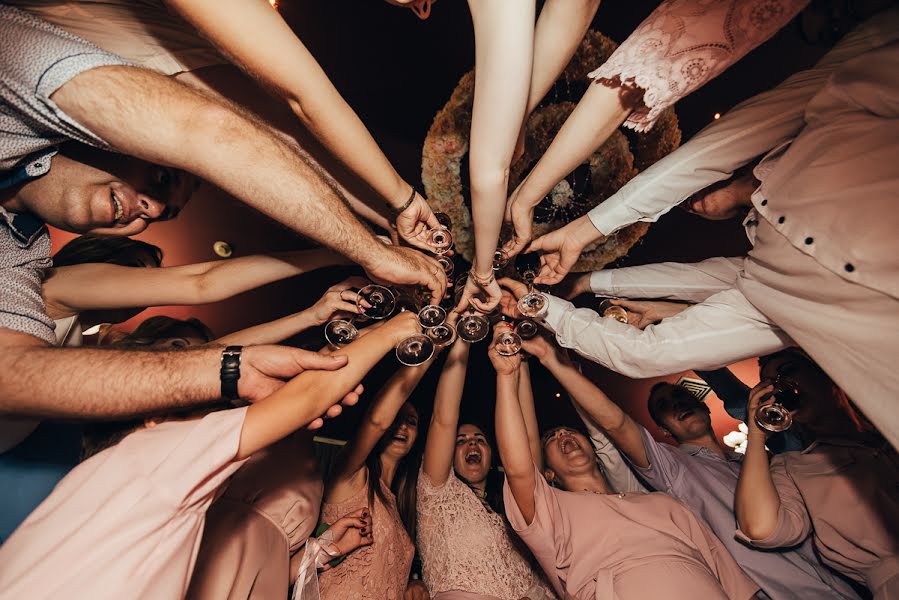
left=761, top=199, right=768, bottom=206
left=778, top=216, right=786, bottom=224
left=845, top=263, right=855, bottom=273
left=34, top=163, right=42, bottom=168
left=804, top=237, right=814, bottom=245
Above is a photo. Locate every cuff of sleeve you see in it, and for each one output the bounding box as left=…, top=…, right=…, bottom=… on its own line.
left=589, top=270, right=615, bottom=296
left=536, top=294, right=576, bottom=334
left=587, top=197, right=636, bottom=237
left=734, top=509, right=796, bottom=549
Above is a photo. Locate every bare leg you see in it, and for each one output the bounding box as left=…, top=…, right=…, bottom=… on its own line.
left=459, top=0, right=536, bottom=312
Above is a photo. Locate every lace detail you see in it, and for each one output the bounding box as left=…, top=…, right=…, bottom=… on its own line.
left=416, top=469, right=556, bottom=600
left=319, top=480, right=414, bottom=600
left=589, top=0, right=808, bottom=132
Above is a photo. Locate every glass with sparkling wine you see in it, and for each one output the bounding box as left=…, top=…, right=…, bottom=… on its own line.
left=598, top=299, right=628, bottom=324
left=754, top=378, right=801, bottom=432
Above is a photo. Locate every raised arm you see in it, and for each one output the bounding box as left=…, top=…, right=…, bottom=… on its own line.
left=487, top=330, right=536, bottom=523
left=422, top=336, right=471, bottom=485
left=238, top=311, right=421, bottom=460
left=522, top=333, right=648, bottom=468
left=51, top=66, right=446, bottom=303
left=328, top=334, right=436, bottom=498
left=161, top=0, right=439, bottom=249
left=43, top=249, right=350, bottom=318
left=518, top=359, right=544, bottom=470
left=571, top=400, right=648, bottom=493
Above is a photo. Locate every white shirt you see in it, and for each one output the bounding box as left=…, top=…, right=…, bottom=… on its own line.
left=537, top=10, right=899, bottom=379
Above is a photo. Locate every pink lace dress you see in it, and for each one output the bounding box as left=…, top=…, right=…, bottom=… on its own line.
left=416, top=468, right=555, bottom=600
left=590, top=0, right=809, bottom=131
left=318, top=479, right=414, bottom=600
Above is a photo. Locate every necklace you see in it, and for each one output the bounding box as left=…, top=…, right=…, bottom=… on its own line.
left=582, top=489, right=625, bottom=498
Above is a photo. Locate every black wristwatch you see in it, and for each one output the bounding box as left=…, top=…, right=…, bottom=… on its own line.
left=220, top=345, right=243, bottom=401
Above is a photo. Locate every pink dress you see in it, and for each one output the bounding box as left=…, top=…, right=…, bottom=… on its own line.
left=416, top=468, right=555, bottom=600
left=318, top=478, right=415, bottom=600
left=590, top=0, right=809, bottom=131
left=186, top=432, right=324, bottom=600
left=504, top=465, right=759, bottom=600
left=0, top=408, right=248, bottom=600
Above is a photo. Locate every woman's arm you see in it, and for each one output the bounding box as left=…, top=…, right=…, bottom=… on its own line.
left=518, top=360, right=543, bottom=470
left=734, top=382, right=783, bottom=539
left=487, top=329, right=536, bottom=524
left=238, top=311, right=420, bottom=459
left=214, top=278, right=364, bottom=346
left=162, top=0, right=439, bottom=248
left=422, top=335, right=470, bottom=485
left=43, top=248, right=349, bottom=318
left=326, top=338, right=437, bottom=501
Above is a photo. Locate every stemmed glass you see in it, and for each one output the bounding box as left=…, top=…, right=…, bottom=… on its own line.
left=434, top=212, right=453, bottom=229
left=436, top=256, right=455, bottom=278
left=515, top=252, right=546, bottom=318
left=426, top=226, right=454, bottom=255
left=324, top=284, right=397, bottom=348
left=426, top=322, right=457, bottom=347
left=755, top=377, right=801, bottom=432
left=514, top=319, right=539, bottom=340
left=456, top=310, right=490, bottom=343
left=395, top=333, right=435, bottom=366
left=494, top=319, right=522, bottom=356
left=493, top=248, right=510, bottom=272
left=598, top=298, right=628, bottom=324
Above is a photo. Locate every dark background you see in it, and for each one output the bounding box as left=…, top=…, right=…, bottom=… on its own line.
left=51, top=0, right=840, bottom=442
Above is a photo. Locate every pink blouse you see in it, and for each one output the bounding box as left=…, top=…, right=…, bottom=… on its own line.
left=319, top=478, right=415, bottom=600
left=504, top=465, right=759, bottom=600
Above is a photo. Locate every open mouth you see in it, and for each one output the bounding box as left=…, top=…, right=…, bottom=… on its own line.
left=465, top=449, right=481, bottom=465
left=559, top=437, right=579, bottom=454
left=392, top=432, right=408, bottom=444
left=111, top=190, right=124, bottom=224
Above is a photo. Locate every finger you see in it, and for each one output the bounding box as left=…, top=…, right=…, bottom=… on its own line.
left=453, top=288, right=473, bottom=314
left=497, top=277, right=527, bottom=297
left=470, top=296, right=493, bottom=313
left=526, top=235, right=546, bottom=252
left=423, top=208, right=440, bottom=230
left=325, top=404, right=343, bottom=419
left=335, top=301, right=361, bottom=315
left=340, top=390, right=360, bottom=406
left=306, top=417, right=324, bottom=430
left=296, top=350, right=349, bottom=371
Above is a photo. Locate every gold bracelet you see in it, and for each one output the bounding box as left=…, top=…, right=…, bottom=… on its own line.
left=470, top=269, right=496, bottom=287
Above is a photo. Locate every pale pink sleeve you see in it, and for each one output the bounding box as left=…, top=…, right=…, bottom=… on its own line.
left=735, top=453, right=812, bottom=548
left=502, top=465, right=566, bottom=597
left=118, top=407, right=249, bottom=509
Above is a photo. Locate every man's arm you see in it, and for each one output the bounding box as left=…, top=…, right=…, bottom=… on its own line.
left=584, top=257, right=745, bottom=303
left=571, top=398, right=648, bottom=493
left=0, top=328, right=348, bottom=418
left=539, top=289, right=792, bottom=378
left=50, top=66, right=445, bottom=303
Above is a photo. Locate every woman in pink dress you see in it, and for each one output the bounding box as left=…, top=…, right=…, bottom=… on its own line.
left=417, top=338, right=555, bottom=599
left=505, top=0, right=810, bottom=257
left=736, top=350, right=899, bottom=599
left=318, top=333, right=444, bottom=600
left=487, top=325, right=760, bottom=600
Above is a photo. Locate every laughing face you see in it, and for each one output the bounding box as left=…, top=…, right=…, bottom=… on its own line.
left=11, top=144, right=193, bottom=236
left=383, top=403, right=419, bottom=459
left=542, top=427, right=596, bottom=488
left=453, top=424, right=492, bottom=486
left=759, top=351, right=835, bottom=425
left=649, top=384, right=712, bottom=441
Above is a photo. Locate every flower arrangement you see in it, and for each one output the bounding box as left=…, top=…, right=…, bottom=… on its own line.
left=421, top=30, right=682, bottom=272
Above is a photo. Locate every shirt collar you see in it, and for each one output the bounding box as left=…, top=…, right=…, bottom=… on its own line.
left=0, top=205, right=47, bottom=247
left=679, top=443, right=743, bottom=462
left=800, top=433, right=888, bottom=454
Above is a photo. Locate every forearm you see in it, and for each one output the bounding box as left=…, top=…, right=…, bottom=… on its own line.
left=518, top=362, right=544, bottom=469
left=527, top=0, right=602, bottom=115
left=572, top=401, right=648, bottom=493
left=424, top=342, right=470, bottom=480
left=215, top=310, right=319, bottom=346
left=735, top=432, right=782, bottom=539
left=694, top=367, right=750, bottom=421
left=541, top=291, right=790, bottom=378
left=495, top=371, right=532, bottom=478
left=587, top=257, right=745, bottom=303
left=52, top=66, right=389, bottom=271
left=0, top=331, right=218, bottom=418
left=239, top=320, right=407, bottom=459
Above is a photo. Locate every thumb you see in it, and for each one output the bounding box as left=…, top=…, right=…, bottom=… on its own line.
left=297, top=350, right=349, bottom=371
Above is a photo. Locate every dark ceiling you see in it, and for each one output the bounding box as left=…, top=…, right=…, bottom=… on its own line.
left=51, top=0, right=840, bottom=441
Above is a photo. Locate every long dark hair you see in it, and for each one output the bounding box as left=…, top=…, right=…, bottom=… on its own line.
left=365, top=404, right=423, bottom=541
left=456, top=422, right=505, bottom=515
left=53, top=234, right=163, bottom=268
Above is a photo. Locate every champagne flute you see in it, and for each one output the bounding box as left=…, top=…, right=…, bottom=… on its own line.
left=418, top=304, right=448, bottom=329
left=395, top=333, right=436, bottom=366
left=514, top=319, right=539, bottom=340
left=492, top=248, right=510, bottom=271
left=456, top=309, right=490, bottom=343
left=324, top=283, right=397, bottom=347
left=437, top=256, right=455, bottom=278
left=426, top=226, right=454, bottom=255
left=426, top=322, right=457, bottom=347
left=598, top=299, right=628, bottom=324
left=324, top=319, right=359, bottom=349
left=755, top=378, right=802, bottom=432
left=515, top=251, right=547, bottom=318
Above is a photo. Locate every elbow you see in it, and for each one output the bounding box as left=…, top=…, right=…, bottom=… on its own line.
left=363, top=415, right=393, bottom=437
left=738, top=517, right=776, bottom=542
left=468, top=164, right=510, bottom=198
left=286, top=97, right=319, bottom=132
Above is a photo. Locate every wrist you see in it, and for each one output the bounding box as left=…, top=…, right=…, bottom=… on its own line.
left=389, top=180, right=414, bottom=211
left=573, top=215, right=602, bottom=247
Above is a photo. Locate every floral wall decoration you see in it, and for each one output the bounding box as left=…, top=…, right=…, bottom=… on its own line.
left=422, top=30, right=682, bottom=272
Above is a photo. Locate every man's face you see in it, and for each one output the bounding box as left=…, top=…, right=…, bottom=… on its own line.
left=679, top=172, right=756, bottom=221
left=650, top=385, right=713, bottom=441
left=759, top=352, right=833, bottom=423
left=15, top=145, right=193, bottom=236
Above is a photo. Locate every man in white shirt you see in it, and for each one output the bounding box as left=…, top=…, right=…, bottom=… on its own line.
left=518, top=8, right=899, bottom=449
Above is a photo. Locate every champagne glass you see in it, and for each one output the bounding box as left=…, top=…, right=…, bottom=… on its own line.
left=755, top=377, right=801, bottom=432
left=514, top=319, right=539, bottom=340
left=495, top=328, right=523, bottom=356
left=456, top=310, right=490, bottom=343
left=437, top=256, right=455, bottom=278
left=426, top=226, right=454, bottom=255
left=426, top=323, right=457, bottom=347
left=493, top=248, right=510, bottom=271
left=418, top=304, right=447, bottom=329
left=324, top=319, right=359, bottom=349
left=357, top=284, right=396, bottom=319
left=515, top=251, right=547, bottom=318
left=517, top=290, right=547, bottom=318
left=598, top=299, right=628, bottom=324
left=395, top=333, right=436, bottom=366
